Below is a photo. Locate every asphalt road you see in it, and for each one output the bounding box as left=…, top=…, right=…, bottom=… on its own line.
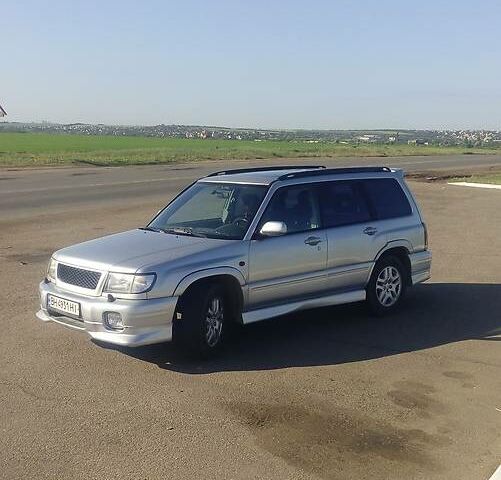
left=2, top=153, right=501, bottom=220
left=1, top=156, right=501, bottom=479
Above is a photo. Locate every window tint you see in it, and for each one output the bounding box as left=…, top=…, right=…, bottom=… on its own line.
left=259, top=185, right=320, bottom=234
left=319, top=180, right=372, bottom=228
left=362, top=179, right=412, bottom=219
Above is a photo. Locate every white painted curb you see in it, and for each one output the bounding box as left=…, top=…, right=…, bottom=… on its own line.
left=488, top=465, right=501, bottom=480
left=448, top=182, right=501, bottom=190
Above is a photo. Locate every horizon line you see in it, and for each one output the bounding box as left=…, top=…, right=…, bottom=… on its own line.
left=1, top=120, right=500, bottom=133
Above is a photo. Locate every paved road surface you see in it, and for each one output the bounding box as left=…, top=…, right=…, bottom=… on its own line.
left=2, top=154, right=501, bottom=219
left=1, top=157, right=500, bottom=479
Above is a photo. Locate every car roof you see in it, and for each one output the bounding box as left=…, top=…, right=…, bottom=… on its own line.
left=200, top=166, right=400, bottom=186
left=200, top=168, right=322, bottom=185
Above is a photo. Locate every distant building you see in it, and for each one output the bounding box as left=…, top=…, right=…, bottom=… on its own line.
left=0, top=104, right=6, bottom=117
left=357, top=135, right=376, bottom=143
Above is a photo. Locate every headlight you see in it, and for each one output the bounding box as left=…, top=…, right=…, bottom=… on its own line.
left=47, top=258, right=57, bottom=282
left=104, top=273, right=156, bottom=294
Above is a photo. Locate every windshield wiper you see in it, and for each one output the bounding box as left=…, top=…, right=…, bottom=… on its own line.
left=139, top=226, right=164, bottom=233
left=162, top=227, right=207, bottom=238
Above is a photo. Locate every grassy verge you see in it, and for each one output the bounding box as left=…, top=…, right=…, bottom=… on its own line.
left=1, top=132, right=499, bottom=167
left=450, top=173, right=501, bottom=185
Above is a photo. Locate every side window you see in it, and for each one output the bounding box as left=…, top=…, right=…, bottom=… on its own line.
left=362, top=179, right=412, bottom=219
left=319, top=180, right=372, bottom=228
left=259, top=185, right=320, bottom=234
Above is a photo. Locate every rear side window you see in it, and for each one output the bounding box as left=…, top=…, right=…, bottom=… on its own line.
left=362, top=178, right=412, bottom=219
left=318, top=180, right=372, bottom=228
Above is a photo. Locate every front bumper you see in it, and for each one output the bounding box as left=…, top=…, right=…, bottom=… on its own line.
left=37, top=281, right=178, bottom=347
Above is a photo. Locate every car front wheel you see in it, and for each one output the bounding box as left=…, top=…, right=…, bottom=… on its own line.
left=174, top=282, right=227, bottom=357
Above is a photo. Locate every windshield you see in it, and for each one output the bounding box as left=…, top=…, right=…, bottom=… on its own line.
left=149, top=182, right=268, bottom=240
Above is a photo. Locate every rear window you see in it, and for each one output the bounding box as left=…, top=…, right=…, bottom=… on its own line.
left=318, top=180, right=372, bottom=227
left=362, top=178, right=412, bottom=219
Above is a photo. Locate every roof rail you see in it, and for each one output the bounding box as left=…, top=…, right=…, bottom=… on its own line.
left=277, top=166, right=392, bottom=181
left=207, top=165, right=326, bottom=177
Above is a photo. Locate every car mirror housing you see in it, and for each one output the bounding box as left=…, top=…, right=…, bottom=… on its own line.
left=259, top=221, right=287, bottom=237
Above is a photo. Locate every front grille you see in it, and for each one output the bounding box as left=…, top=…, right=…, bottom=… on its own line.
left=57, top=263, right=102, bottom=290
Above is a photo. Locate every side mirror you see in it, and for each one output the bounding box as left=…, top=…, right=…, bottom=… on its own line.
left=259, top=221, right=287, bottom=237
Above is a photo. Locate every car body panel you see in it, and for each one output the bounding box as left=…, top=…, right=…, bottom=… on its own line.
left=38, top=280, right=177, bottom=346
left=409, top=250, right=432, bottom=284
left=247, top=230, right=328, bottom=308
left=173, top=266, right=247, bottom=297
left=242, top=289, right=366, bottom=324
left=324, top=222, right=386, bottom=291
left=54, top=229, right=222, bottom=273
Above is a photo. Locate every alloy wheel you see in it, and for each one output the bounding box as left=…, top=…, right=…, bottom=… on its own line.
left=375, top=266, right=402, bottom=307
left=205, top=296, right=224, bottom=347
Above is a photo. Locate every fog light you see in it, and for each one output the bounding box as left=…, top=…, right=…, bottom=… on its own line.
left=103, top=312, right=123, bottom=330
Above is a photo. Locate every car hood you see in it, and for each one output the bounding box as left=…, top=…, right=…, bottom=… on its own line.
left=54, top=229, right=230, bottom=273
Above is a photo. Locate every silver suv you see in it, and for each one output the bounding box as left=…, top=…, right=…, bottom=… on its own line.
left=37, top=166, right=431, bottom=356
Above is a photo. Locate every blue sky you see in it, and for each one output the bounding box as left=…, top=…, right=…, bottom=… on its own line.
left=2, top=0, right=500, bottom=129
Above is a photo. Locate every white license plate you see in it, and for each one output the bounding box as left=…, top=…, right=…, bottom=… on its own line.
left=47, top=295, right=81, bottom=317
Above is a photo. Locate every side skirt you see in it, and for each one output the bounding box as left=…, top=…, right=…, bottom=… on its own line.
left=241, top=289, right=366, bottom=325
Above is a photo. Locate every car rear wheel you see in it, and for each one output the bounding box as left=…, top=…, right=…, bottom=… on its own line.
left=366, top=255, right=407, bottom=316
left=174, top=282, right=228, bottom=357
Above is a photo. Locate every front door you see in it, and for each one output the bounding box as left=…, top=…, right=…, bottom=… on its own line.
left=247, top=184, right=327, bottom=308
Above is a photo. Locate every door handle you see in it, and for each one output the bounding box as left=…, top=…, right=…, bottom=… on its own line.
left=304, top=236, right=323, bottom=246
left=363, top=226, right=378, bottom=236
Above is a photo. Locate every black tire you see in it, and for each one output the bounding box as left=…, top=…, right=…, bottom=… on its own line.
left=366, top=255, right=407, bottom=316
left=173, top=282, right=229, bottom=358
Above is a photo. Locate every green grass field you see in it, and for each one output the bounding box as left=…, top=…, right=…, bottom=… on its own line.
left=0, top=132, right=499, bottom=167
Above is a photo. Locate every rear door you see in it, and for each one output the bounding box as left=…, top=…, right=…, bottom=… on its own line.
left=360, top=177, right=416, bottom=249
left=319, top=179, right=386, bottom=291
left=247, top=184, right=327, bottom=308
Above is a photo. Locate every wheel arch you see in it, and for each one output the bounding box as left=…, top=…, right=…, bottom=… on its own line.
left=174, top=268, right=245, bottom=321
left=371, top=242, right=412, bottom=286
